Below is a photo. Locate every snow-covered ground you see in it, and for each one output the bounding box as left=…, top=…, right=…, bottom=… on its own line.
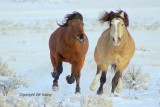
left=0, top=0, right=160, bottom=107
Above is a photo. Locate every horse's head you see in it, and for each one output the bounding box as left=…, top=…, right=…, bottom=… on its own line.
left=58, top=11, right=84, bottom=43
left=99, top=10, right=129, bottom=46
left=68, top=19, right=84, bottom=43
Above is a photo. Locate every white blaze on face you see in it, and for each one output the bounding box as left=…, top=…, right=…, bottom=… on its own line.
left=110, top=18, right=121, bottom=46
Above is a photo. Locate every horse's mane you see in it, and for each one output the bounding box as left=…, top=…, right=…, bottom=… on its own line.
left=99, top=10, right=129, bottom=27
left=57, top=11, right=83, bottom=27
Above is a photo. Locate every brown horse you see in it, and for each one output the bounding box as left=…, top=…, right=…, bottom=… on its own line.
left=49, top=12, right=89, bottom=93
left=90, top=10, right=135, bottom=96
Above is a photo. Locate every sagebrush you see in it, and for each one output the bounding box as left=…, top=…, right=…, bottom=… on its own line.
left=0, top=91, right=56, bottom=107
left=123, top=65, right=149, bottom=91
left=0, top=59, right=27, bottom=95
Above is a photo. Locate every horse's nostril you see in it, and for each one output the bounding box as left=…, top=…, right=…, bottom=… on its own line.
left=77, top=34, right=84, bottom=39
left=118, top=37, right=121, bottom=41
left=80, top=35, right=84, bottom=39
left=113, top=38, right=115, bottom=42
left=76, top=34, right=84, bottom=43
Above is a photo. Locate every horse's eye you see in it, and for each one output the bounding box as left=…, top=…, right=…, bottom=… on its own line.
left=122, top=24, right=124, bottom=26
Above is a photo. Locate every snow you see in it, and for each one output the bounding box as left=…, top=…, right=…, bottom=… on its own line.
left=0, top=0, right=160, bottom=107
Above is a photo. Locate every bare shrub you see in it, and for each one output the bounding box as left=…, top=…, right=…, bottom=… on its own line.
left=0, top=92, right=6, bottom=107
left=0, top=60, right=56, bottom=107
left=34, top=91, right=56, bottom=107
left=1, top=73, right=27, bottom=95
left=0, top=91, right=56, bottom=107
left=42, top=91, right=56, bottom=107
left=0, top=59, right=27, bottom=95
left=123, top=65, right=149, bottom=91
left=0, top=59, right=12, bottom=76
left=81, top=95, right=112, bottom=107
left=57, top=95, right=113, bottom=107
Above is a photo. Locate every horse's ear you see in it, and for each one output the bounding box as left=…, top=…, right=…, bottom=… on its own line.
left=119, top=12, right=124, bottom=18
left=118, top=10, right=129, bottom=27
left=99, top=11, right=115, bottom=24
left=123, top=11, right=129, bottom=27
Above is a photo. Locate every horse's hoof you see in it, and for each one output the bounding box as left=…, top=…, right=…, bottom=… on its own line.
left=110, top=92, right=114, bottom=97
left=52, top=82, right=59, bottom=91
left=51, top=72, right=58, bottom=78
left=75, top=91, right=81, bottom=94
left=110, top=92, right=119, bottom=97
left=52, top=86, right=59, bottom=91
left=66, top=75, right=75, bottom=84
left=90, top=83, right=96, bottom=91
left=75, top=87, right=80, bottom=94
left=97, top=89, right=103, bottom=95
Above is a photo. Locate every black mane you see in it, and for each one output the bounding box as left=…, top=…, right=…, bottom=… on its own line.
left=58, top=11, right=83, bottom=27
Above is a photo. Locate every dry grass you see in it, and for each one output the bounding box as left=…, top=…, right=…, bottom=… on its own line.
left=0, top=59, right=12, bottom=76
left=0, top=90, right=56, bottom=107
left=0, top=59, right=27, bottom=95
left=57, top=95, right=113, bottom=107
left=123, top=65, right=149, bottom=91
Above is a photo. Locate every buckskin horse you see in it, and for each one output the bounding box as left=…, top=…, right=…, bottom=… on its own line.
left=49, top=11, right=89, bottom=93
left=90, top=10, right=135, bottom=96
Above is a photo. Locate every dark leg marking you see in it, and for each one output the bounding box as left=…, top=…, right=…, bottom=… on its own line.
left=52, top=62, right=63, bottom=90
left=97, top=71, right=106, bottom=95
left=111, top=71, right=121, bottom=94
left=75, top=74, right=80, bottom=93
left=52, top=72, right=58, bottom=78
left=66, top=73, right=75, bottom=84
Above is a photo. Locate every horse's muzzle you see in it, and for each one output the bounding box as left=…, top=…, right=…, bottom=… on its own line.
left=112, top=37, right=121, bottom=46
left=77, top=34, right=84, bottom=43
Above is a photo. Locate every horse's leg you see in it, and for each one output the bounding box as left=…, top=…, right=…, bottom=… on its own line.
left=97, top=64, right=108, bottom=95
left=75, top=72, right=81, bottom=93
left=111, top=61, right=129, bottom=96
left=90, top=65, right=101, bottom=91
left=110, top=71, right=121, bottom=96
left=111, top=64, right=116, bottom=73
left=52, top=62, right=63, bottom=91
left=66, top=59, right=84, bottom=93
left=66, top=70, right=75, bottom=84
left=50, top=53, right=57, bottom=78
left=74, top=59, right=85, bottom=94
left=111, top=64, right=122, bottom=93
